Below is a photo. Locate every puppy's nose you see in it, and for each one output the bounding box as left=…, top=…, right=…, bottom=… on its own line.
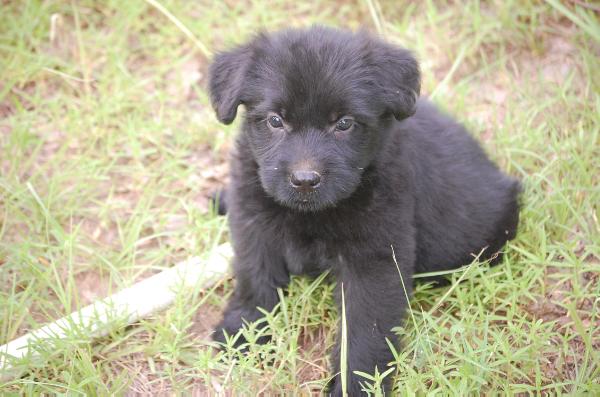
left=290, top=170, right=321, bottom=191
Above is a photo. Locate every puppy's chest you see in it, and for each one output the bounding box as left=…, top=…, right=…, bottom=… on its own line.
left=283, top=231, right=336, bottom=276
left=278, top=211, right=369, bottom=276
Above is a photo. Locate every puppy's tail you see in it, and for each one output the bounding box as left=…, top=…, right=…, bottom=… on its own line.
left=210, top=188, right=228, bottom=215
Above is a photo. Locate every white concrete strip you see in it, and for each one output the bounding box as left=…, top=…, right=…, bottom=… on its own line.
left=0, top=243, right=233, bottom=382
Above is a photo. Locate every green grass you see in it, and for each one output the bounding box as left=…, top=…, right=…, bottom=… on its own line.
left=1, top=0, right=599, bottom=394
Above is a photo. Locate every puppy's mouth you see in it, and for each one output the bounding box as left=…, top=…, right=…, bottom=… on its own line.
left=260, top=167, right=360, bottom=212
left=288, top=195, right=333, bottom=212
left=273, top=186, right=335, bottom=212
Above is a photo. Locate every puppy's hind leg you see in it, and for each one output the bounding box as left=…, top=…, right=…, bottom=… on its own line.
left=209, top=188, right=228, bottom=215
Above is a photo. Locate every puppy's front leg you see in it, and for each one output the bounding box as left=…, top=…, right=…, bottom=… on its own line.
left=213, top=236, right=289, bottom=347
left=329, top=254, right=413, bottom=396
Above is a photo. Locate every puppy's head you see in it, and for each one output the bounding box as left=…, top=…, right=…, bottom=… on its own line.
left=209, top=27, right=420, bottom=212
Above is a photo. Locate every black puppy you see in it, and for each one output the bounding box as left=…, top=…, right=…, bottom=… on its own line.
left=208, top=26, right=520, bottom=395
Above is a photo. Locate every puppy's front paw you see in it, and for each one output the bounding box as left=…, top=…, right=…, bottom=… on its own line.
left=326, top=373, right=390, bottom=396
left=212, top=306, right=271, bottom=350
left=212, top=320, right=246, bottom=348
left=324, top=376, right=339, bottom=396
left=326, top=376, right=362, bottom=397
left=212, top=305, right=250, bottom=348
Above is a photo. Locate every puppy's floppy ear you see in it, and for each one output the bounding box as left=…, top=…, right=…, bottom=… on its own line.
left=372, top=40, right=421, bottom=120
left=208, top=44, right=254, bottom=124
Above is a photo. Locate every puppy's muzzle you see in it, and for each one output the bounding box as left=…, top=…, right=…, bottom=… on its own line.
left=290, top=170, right=321, bottom=193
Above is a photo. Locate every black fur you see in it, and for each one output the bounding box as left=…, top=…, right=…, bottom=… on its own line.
left=208, top=26, right=520, bottom=395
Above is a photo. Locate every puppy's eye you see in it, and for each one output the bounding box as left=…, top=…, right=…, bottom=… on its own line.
left=336, top=118, right=354, bottom=131
left=267, top=114, right=284, bottom=129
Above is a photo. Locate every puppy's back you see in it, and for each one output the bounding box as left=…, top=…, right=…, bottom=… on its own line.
left=399, top=99, right=520, bottom=274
